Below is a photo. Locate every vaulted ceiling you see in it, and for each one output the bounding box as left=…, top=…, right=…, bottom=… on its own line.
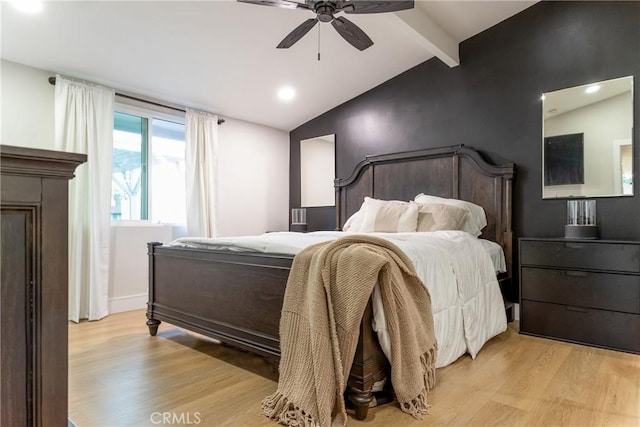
left=2, top=1, right=537, bottom=131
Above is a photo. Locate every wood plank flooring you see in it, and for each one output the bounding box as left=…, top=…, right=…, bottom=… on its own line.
left=69, top=310, right=640, bottom=426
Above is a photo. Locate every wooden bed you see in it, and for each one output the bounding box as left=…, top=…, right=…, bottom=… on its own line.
left=146, top=144, right=515, bottom=420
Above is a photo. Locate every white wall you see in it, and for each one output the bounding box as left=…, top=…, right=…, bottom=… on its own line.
left=108, top=222, right=173, bottom=313
left=1, top=59, right=290, bottom=312
left=217, top=118, right=289, bottom=235
left=1, top=60, right=56, bottom=149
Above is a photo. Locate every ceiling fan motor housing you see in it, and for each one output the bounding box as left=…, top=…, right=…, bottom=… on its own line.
left=315, top=3, right=336, bottom=22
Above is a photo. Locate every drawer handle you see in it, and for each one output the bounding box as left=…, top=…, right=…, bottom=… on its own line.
left=565, top=271, right=588, bottom=277
left=564, top=242, right=585, bottom=249
left=566, top=305, right=589, bottom=313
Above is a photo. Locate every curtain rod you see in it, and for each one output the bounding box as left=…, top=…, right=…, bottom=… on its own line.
left=48, top=77, right=225, bottom=125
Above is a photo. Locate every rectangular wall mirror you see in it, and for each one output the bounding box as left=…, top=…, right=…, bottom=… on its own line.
left=542, top=75, right=634, bottom=198
left=300, top=134, right=335, bottom=207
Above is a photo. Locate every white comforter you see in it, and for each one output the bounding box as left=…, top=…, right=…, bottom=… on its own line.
left=171, top=230, right=507, bottom=368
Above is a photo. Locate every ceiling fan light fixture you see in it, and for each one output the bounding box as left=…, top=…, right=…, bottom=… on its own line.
left=315, top=4, right=335, bottom=22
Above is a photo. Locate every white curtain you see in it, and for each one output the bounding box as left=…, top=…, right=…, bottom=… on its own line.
left=185, top=108, right=219, bottom=237
left=54, top=75, right=114, bottom=322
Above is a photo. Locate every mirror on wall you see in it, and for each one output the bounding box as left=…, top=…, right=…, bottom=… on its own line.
left=542, top=76, right=634, bottom=199
left=300, top=134, right=335, bottom=207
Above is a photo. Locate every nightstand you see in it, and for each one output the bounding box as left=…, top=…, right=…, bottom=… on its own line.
left=519, top=238, right=640, bottom=353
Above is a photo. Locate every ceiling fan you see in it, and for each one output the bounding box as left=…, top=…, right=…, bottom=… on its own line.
left=237, top=0, right=414, bottom=51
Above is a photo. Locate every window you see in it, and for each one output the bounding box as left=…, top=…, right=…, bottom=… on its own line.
left=111, top=106, right=186, bottom=223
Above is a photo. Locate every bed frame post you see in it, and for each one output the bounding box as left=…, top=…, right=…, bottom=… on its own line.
left=146, top=242, right=163, bottom=336
left=346, top=298, right=389, bottom=420
left=503, top=178, right=513, bottom=279
left=335, top=183, right=342, bottom=231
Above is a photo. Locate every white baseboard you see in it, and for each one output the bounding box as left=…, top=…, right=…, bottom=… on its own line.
left=513, top=303, right=520, bottom=321
left=108, top=293, right=147, bottom=314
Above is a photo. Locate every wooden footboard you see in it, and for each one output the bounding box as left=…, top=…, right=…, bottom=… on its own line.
left=147, top=242, right=292, bottom=357
left=146, top=241, right=386, bottom=419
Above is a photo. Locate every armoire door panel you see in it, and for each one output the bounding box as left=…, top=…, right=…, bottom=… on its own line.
left=1, top=208, right=36, bottom=427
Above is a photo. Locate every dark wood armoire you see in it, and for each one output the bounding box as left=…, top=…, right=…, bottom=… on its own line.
left=1, top=145, right=86, bottom=426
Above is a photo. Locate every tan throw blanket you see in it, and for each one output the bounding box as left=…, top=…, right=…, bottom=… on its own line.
left=262, top=235, right=437, bottom=426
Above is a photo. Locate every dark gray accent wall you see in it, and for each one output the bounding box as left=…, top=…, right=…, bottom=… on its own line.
left=290, top=1, right=639, bottom=241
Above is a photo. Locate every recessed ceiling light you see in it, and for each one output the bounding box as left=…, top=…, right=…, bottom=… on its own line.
left=585, top=85, right=600, bottom=94
left=10, top=0, right=43, bottom=13
left=277, top=86, right=296, bottom=102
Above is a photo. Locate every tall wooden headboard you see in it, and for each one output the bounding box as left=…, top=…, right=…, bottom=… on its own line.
left=335, top=145, right=516, bottom=275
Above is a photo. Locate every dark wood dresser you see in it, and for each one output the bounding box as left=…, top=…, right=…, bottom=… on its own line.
left=519, top=237, right=640, bottom=353
left=1, top=145, right=86, bottom=426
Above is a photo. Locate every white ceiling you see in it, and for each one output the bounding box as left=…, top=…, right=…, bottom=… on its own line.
left=1, top=0, right=537, bottom=131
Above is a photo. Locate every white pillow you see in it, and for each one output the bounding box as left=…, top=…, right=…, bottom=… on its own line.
left=412, top=202, right=469, bottom=232
left=414, top=193, right=487, bottom=237
left=360, top=198, right=419, bottom=232
left=343, top=197, right=418, bottom=232
left=342, top=209, right=364, bottom=232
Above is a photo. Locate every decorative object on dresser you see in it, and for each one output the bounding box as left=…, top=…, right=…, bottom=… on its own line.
left=1, top=145, right=86, bottom=427
left=519, top=237, right=640, bottom=353
left=564, top=199, right=598, bottom=239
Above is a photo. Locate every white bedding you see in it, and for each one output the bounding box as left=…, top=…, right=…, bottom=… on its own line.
left=171, top=230, right=507, bottom=368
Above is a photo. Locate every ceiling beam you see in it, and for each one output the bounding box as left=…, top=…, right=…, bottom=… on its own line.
left=390, top=7, right=460, bottom=68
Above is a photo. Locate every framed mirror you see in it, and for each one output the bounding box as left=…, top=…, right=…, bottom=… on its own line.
left=542, top=76, right=634, bottom=198
left=300, top=134, right=335, bottom=207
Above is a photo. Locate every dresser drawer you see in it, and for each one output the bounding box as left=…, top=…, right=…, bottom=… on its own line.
left=520, top=240, right=640, bottom=273
left=521, top=267, right=640, bottom=314
left=521, top=300, right=640, bottom=353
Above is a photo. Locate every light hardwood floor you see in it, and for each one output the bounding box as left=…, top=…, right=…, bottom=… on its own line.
left=69, top=310, right=640, bottom=427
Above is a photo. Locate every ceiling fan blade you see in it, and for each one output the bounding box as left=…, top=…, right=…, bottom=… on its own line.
left=237, top=0, right=311, bottom=10
left=331, top=16, right=373, bottom=51
left=277, top=18, right=319, bottom=48
left=340, top=1, right=414, bottom=14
